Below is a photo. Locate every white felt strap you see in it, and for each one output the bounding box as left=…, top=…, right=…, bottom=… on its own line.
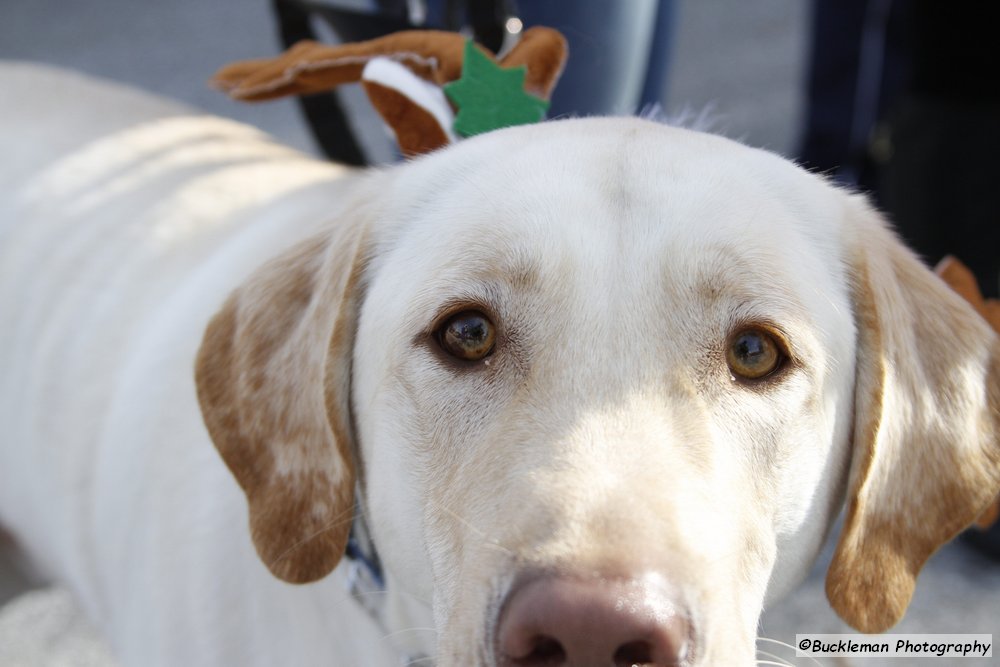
left=362, top=57, right=457, bottom=144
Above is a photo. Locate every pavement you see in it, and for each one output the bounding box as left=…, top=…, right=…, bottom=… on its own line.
left=1, top=1, right=998, bottom=665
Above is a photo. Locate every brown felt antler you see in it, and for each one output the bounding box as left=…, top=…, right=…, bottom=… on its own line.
left=936, top=256, right=1000, bottom=529
left=498, top=26, right=567, bottom=99
left=212, top=27, right=567, bottom=158
left=212, top=27, right=566, bottom=103
left=213, top=31, right=469, bottom=101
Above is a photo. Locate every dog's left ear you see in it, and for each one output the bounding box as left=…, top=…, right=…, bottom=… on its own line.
left=195, top=199, right=372, bottom=584
left=826, top=196, right=1000, bottom=632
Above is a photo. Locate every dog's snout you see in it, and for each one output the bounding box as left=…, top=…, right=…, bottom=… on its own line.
left=496, top=574, right=690, bottom=666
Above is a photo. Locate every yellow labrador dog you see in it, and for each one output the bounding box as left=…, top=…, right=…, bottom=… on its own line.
left=1, top=63, right=998, bottom=666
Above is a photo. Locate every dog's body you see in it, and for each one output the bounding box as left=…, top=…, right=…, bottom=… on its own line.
left=1, top=63, right=999, bottom=666
left=0, top=64, right=406, bottom=665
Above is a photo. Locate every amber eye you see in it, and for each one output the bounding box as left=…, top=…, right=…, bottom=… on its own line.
left=438, top=311, right=497, bottom=361
left=726, top=328, right=783, bottom=380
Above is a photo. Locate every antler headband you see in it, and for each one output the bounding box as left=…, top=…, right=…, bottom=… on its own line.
left=213, top=27, right=568, bottom=157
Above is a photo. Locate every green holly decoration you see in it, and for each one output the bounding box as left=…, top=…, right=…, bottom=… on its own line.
left=443, top=40, right=550, bottom=138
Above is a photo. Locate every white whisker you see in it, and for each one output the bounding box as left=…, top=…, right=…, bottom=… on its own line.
left=348, top=587, right=433, bottom=608
left=431, top=500, right=515, bottom=556
left=755, top=648, right=794, bottom=666
left=757, top=637, right=824, bottom=666
left=266, top=503, right=356, bottom=570
left=380, top=626, right=438, bottom=641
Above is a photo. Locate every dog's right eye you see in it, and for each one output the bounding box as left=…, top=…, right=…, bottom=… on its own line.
left=726, top=327, right=785, bottom=381
left=437, top=310, right=497, bottom=361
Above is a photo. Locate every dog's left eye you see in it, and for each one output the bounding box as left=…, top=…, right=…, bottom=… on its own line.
left=437, top=311, right=497, bottom=361
left=726, top=328, right=785, bottom=381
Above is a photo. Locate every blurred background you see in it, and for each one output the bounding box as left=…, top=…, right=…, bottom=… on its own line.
left=1, top=1, right=998, bottom=665
left=0, top=0, right=806, bottom=158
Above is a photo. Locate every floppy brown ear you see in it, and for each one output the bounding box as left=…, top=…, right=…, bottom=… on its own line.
left=826, top=198, right=1000, bottom=632
left=935, top=256, right=1000, bottom=529
left=195, top=210, right=370, bottom=584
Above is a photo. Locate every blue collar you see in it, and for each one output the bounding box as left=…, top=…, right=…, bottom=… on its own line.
left=344, top=498, right=432, bottom=664
left=344, top=502, right=386, bottom=616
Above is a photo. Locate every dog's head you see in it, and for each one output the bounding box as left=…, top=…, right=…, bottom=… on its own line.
left=195, top=118, right=1000, bottom=665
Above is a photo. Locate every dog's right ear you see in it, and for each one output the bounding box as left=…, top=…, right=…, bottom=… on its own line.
left=826, top=196, right=1000, bottom=632
left=195, top=202, right=372, bottom=584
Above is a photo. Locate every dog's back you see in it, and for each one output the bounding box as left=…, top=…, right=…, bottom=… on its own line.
left=0, top=63, right=387, bottom=665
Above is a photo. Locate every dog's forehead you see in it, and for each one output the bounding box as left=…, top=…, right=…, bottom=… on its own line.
left=377, top=118, right=850, bottom=309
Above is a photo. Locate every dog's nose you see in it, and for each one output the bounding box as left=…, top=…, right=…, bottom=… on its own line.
left=496, top=574, right=690, bottom=666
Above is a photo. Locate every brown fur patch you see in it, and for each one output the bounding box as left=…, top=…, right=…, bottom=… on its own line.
left=195, top=226, right=368, bottom=583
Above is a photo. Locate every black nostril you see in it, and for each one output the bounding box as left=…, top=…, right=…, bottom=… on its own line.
left=614, top=639, right=654, bottom=666
left=514, top=635, right=566, bottom=665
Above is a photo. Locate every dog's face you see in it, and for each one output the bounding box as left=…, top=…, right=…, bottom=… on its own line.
left=355, top=120, right=858, bottom=662
left=196, top=118, right=1000, bottom=665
